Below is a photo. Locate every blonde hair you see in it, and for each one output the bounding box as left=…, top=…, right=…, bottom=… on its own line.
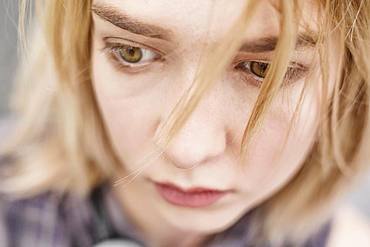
left=1, top=0, right=369, bottom=245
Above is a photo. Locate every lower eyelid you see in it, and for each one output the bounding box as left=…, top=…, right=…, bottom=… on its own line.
left=105, top=48, right=163, bottom=74
left=109, top=56, right=152, bottom=73
left=109, top=47, right=154, bottom=66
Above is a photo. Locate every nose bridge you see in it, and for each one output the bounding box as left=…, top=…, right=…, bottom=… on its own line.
left=162, top=74, right=228, bottom=169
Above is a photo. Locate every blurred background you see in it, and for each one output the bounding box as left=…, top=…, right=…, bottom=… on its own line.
left=0, top=0, right=18, bottom=115
left=1, top=0, right=370, bottom=219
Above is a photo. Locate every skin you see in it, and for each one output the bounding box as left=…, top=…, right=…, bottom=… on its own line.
left=90, top=0, right=335, bottom=246
left=327, top=206, right=370, bottom=247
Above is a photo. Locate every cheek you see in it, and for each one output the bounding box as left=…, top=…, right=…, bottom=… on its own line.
left=97, top=97, right=159, bottom=165
left=238, top=94, right=318, bottom=198
left=91, top=52, right=163, bottom=167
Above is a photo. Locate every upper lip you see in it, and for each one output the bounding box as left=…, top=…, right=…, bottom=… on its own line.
left=152, top=180, right=232, bottom=193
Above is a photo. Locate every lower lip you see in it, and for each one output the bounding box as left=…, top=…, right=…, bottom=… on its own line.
left=154, top=183, right=228, bottom=208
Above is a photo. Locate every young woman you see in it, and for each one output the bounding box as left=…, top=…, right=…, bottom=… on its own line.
left=0, top=0, right=370, bottom=246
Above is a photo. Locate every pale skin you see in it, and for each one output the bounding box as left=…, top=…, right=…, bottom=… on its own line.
left=90, top=0, right=369, bottom=246
left=327, top=206, right=370, bottom=247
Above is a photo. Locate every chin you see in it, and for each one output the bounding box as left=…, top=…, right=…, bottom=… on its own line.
left=161, top=205, right=248, bottom=234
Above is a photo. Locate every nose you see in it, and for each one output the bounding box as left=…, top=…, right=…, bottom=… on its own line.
left=162, top=93, right=228, bottom=170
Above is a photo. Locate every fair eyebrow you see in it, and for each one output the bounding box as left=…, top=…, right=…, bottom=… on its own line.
left=92, top=3, right=317, bottom=53
left=92, top=4, right=173, bottom=40
left=239, top=33, right=317, bottom=53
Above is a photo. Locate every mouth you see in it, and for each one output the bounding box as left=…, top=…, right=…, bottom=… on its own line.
left=152, top=181, right=232, bottom=208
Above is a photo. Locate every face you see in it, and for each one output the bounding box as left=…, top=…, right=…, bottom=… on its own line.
left=91, top=0, right=331, bottom=235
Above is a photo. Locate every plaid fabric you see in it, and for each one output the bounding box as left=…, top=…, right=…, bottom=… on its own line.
left=0, top=180, right=332, bottom=247
left=0, top=189, right=95, bottom=247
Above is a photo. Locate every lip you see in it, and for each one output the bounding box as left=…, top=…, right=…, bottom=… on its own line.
left=153, top=181, right=231, bottom=208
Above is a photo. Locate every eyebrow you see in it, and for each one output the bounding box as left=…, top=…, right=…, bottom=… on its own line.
left=92, top=3, right=317, bottom=52
left=239, top=33, right=317, bottom=53
left=92, top=4, right=173, bottom=40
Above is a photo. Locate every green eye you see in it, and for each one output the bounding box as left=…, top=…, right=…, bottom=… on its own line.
left=118, top=46, right=143, bottom=63
left=250, top=61, right=270, bottom=78
left=235, top=59, right=308, bottom=87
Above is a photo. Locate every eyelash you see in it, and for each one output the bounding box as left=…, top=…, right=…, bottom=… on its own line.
left=102, top=41, right=308, bottom=86
left=103, top=41, right=163, bottom=72
left=234, top=60, right=308, bottom=87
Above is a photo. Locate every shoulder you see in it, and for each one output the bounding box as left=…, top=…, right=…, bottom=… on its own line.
left=0, top=191, right=69, bottom=246
left=0, top=189, right=96, bottom=247
left=327, top=205, right=370, bottom=247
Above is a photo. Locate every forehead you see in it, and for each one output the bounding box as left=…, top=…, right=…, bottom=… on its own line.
left=93, top=0, right=319, bottom=44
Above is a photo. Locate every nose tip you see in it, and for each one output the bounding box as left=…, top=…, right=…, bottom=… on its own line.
left=163, top=125, right=227, bottom=170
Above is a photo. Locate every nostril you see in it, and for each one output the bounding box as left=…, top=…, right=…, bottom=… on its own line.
left=165, top=155, right=201, bottom=170
left=162, top=146, right=198, bottom=170
left=162, top=133, right=226, bottom=170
